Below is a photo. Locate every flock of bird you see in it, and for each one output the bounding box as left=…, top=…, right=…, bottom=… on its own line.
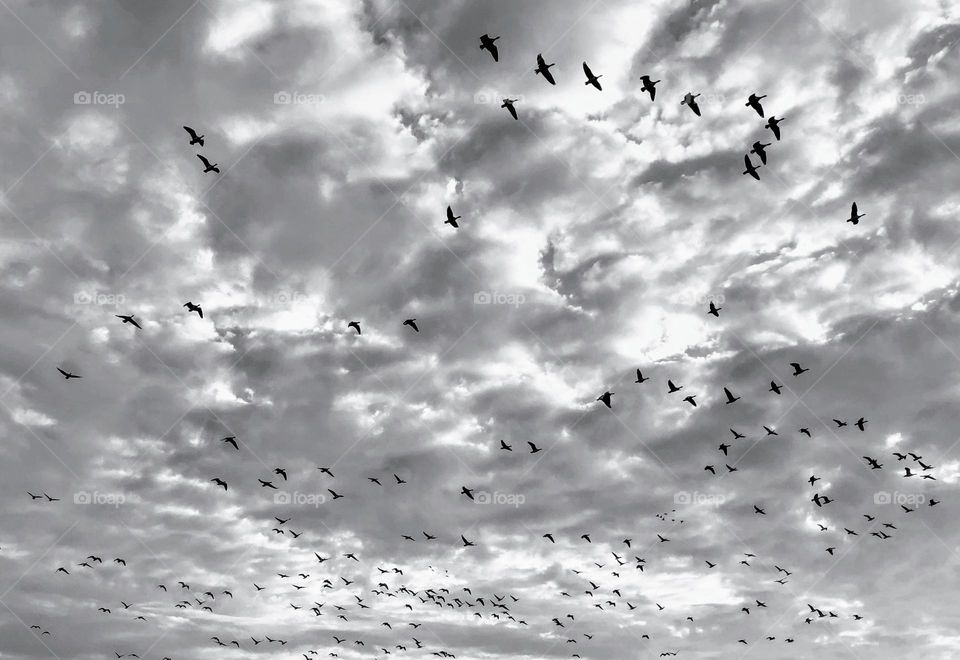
left=12, top=26, right=944, bottom=660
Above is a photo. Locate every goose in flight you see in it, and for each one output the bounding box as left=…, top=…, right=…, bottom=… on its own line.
left=723, top=387, right=740, bottom=404
left=221, top=436, right=239, bottom=450
left=634, top=369, right=650, bottom=383
left=751, top=141, right=771, bottom=164
left=347, top=321, right=361, bottom=334
left=210, top=478, right=228, bottom=490
left=790, top=362, right=808, bottom=376
left=57, top=367, right=81, bottom=379
left=445, top=205, right=461, bottom=228
left=597, top=391, right=614, bottom=408
left=535, top=54, right=556, bottom=85
left=182, top=126, right=204, bottom=146
left=639, top=75, right=659, bottom=101
left=681, top=92, right=701, bottom=116
left=708, top=301, right=722, bottom=316
left=479, top=34, right=500, bottom=61
left=746, top=93, right=767, bottom=117
left=582, top=62, right=602, bottom=90
left=501, top=98, right=518, bottom=120
left=742, top=154, right=761, bottom=180
left=847, top=202, right=865, bottom=225
left=765, top=116, right=785, bottom=140
left=115, top=314, right=142, bottom=329
left=183, top=301, right=203, bottom=318
left=667, top=379, right=682, bottom=393
left=196, top=154, right=220, bottom=173
left=402, top=318, right=419, bottom=332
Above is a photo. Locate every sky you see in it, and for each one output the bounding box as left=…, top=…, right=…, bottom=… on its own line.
left=1, top=0, right=960, bottom=658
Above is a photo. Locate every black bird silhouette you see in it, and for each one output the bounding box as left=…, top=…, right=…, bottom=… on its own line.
left=847, top=202, right=865, bottom=225
left=445, top=206, right=461, bottom=228
left=667, top=379, right=683, bottom=393
left=708, top=301, right=722, bottom=316
left=182, top=126, right=204, bottom=146
left=183, top=301, right=203, bottom=318
left=221, top=436, right=239, bottom=450
left=582, top=62, right=602, bottom=90
left=746, top=93, right=767, bottom=117
left=765, top=116, right=785, bottom=140
left=769, top=381, right=782, bottom=395
left=751, top=141, right=771, bottom=165
left=790, top=362, right=808, bottom=376
left=500, top=98, right=518, bottom=120
left=115, top=314, right=142, bottom=329
left=855, top=417, right=868, bottom=431
left=196, top=154, right=220, bottom=173
left=597, top=391, right=614, bottom=408
left=347, top=321, right=361, bottom=334
left=402, top=318, right=419, bottom=332
left=639, top=75, right=659, bottom=101
left=499, top=439, right=512, bottom=451
left=742, top=154, right=761, bottom=180
left=210, top=478, right=228, bottom=490
left=634, top=369, right=650, bottom=383
left=57, top=367, right=81, bottom=379
left=723, top=387, right=740, bottom=404
left=479, top=34, right=499, bottom=61
left=527, top=441, right=542, bottom=454
left=681, top=92, right=701, bottom=116
left=534, top=54, right=556, bottom=85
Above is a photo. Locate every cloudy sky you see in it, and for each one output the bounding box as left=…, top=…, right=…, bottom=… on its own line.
left=1, top=0, right=960, bottom=658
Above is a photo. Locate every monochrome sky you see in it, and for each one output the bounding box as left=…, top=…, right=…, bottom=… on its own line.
left=2, top=0, right=960, bottom=658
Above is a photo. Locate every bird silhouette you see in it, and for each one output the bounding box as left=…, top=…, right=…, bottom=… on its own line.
left=182, top=125, right=204, bottom=146
left=742, top=154, right=761, bottom=180
left=582, top=62, right=602, bottom=90
left=115, top=314, right=142, bottom=329
left=847, top=202, right=865, bottom=225
left=639, top=75, right=659, bottom=101
left=534, top=54, right=556, bottom=85
left=750, top=141, right=771, bottom=164
left=183, top=301, right=203, bottom=318
left=57, top=367, right=81, bottom=379
left=445, top=205, right=461, bottom=228
left=681, top=92, right=701, bottom=116
left=765, top=116, right=785, bottom=140
left=479, top=34, right=500, bottom=61
left=402, top=318, right=419, bottom=332
left=746, top=93, right=767, bottom=117
left=196, top=154, right=220, bottom=173
left=500, top=98, right=518, bottom=120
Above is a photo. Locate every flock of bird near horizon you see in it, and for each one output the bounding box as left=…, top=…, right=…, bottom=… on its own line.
left=20, top=28, right=940, bottom=660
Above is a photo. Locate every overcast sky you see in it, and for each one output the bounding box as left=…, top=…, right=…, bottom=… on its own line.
left=1, top=0, right=960, bottom=658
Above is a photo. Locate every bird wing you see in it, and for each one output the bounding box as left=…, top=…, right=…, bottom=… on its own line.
left=489, top=43, right=499, bottom=61
left=197, top=154, right=211, bottom=167
left=582, top=62, right=592, bottom=78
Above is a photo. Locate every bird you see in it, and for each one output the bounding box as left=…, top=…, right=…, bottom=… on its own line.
left=445, top=206, right=461, bottom=228
left=708, top=301, right=722, bottom=316
left=347, top=321, right=361, bottom=334
left=681, top=92, right=701, bottom=116
left=639, top=75, right=659, bottom=101
left=500, top=98, right=518, bottom=120
left=527, top=441, right=542, bottom=454
left=196, top=154, right=220, bottom=173
left=723, top=387, right=740, bottom=404
left=461, top=535, right=476, bottom=547
left=597, top=391, right=614, bottom=408
left=210, top=478, right=228, bottom=491
left=746, top=93, right=767, bottom=117
left=667, top=380, right=683, bottom=393
left=751, top=141, right=771, bottom=165
left=634, top=369, right=650, bottom=383
left=769, top=381, right=782, bottom=395
left=183, top=301, right=203, bottom=318
left=582, top=62, right=602, bottom=90
left=221, top=436, right=239, bottom=450
left=57, top=367, right=81, bottom=379
left=683, top=394, right=697, bottom=407
left=847, top=202, right=865, bottom=225
left=534, top=54, right=556, bottom=85
left=402, top=318, right=419, bottom=332
left=543, top=533, right=555, bottom=543
left=742, top=154, right=761, bottom=180
left=855, top=417, right=868, bottom=431
left=789, top=362, right=808, bottom=376
left=499, top=439, right=512, bottom=451
left=765, top=116, right=785, bottom=140
left=115, top=314, right=142, bottom=329
left=182, top=125, right=205, bottom=146
left=479, top=34, right=499, bottom=61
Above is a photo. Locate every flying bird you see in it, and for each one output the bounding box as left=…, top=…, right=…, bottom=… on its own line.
left=751, top=141, right=771, bottom=164
left=534, top=54, right=556, bottom=85
left=57, top=367, right=81, bottom=379
left=403, top=318, right=419, bottom=332
left=479, top=34, right=500, bottom=61
left=501, top=98, right=518, bottom=120
left=746, top=93, right=767, bottom=117
left=115, top=314, right=142, bottom=329
left=681, top=92, right=701, bottom=116
left=445, top=206, right=461, bottom=228
left=742, top=154, right=761, bottom=180
left=639, top=75, right=659, bottom=101
left=765, top=116, right=785, bottom=140
left=196, top=154, right=220, bottom=173
left=183, top=302, right=203, bottom=318
left=847, top=202, right=865, bottom=225
left=597, top=391, right=614, bottom=408
left=347, top=321, right=361, bottom=334
left=582, top=62, right=602, bottom=90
